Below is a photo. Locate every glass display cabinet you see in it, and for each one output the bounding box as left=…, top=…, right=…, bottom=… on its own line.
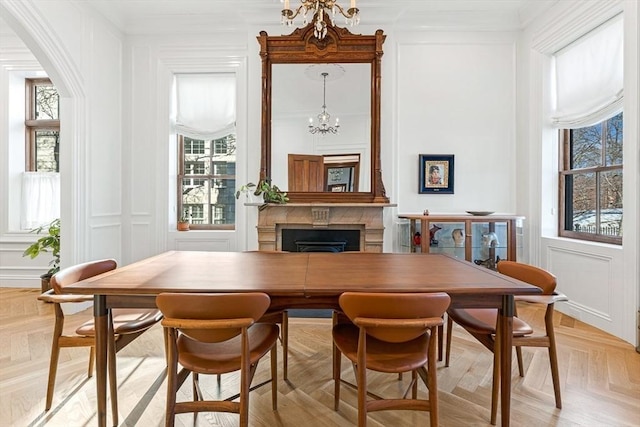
left=397, top=214, right=525, bottom=270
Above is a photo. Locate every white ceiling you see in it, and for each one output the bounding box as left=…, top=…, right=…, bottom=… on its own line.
left=84, top=0, right=559, bottom=35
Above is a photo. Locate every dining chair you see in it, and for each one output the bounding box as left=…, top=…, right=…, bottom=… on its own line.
left=38, top=259, right=164, bottom=425
left=333, top=292, right=451, bottom=427
left=445, top=260, right=567, bottom=424
left=156, top=292, right=279, bottom=427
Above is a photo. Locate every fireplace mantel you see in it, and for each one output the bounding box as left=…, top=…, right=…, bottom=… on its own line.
left=252, top=203, right=396, bottom=252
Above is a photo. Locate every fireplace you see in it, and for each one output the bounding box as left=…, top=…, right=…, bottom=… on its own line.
left=282, top=229, right=360, bottom=252
left=255, top=203, right=394, bottom=252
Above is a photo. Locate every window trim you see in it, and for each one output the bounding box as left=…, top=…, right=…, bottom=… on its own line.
left=558, top=123, right=623, bottom=245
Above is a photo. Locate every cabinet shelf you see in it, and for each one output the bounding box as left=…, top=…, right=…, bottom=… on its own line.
left=397, top=214, right=525, bottom=270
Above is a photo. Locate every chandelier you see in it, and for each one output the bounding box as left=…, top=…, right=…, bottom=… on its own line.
left=309, top=72, right=339, bottom=135
left=281, top=0, right=360, bottom=40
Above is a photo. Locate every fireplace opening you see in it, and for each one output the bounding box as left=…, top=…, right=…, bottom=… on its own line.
left=282, top=229, right=360, bottom=252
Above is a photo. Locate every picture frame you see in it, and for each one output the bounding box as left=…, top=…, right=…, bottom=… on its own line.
left=419, top=154, right=454, bottom=194
left=329, top=183, right=347, bottom=192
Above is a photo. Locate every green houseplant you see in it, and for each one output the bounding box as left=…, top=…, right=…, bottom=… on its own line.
left=236, top=178, right=289, bottom=206
left=177, top=212, right=190, bottom=231
left=23, top=218, right=60, bottom=292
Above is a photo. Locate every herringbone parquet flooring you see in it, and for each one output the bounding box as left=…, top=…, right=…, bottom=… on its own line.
left=1, top=288, right=638, bottom=426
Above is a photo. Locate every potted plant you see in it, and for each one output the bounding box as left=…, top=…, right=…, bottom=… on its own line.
left=177, top=214, right=190, bottom=231
left=23, top=218, right=60, bottom=293
left=236, top=178, right=289, bottom=209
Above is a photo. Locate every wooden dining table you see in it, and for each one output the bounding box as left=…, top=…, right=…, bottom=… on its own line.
left=62, top=250, right=541, bottom=427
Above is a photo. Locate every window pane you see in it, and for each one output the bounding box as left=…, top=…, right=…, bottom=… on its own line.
left=570, top=124, right=602, bottom=168
left=567, top=172, right=596, bottom=233
left=35, top=81, right=59, bottom=120
left=35, top=130, right=59, bottom=172
left=599, top=169, right=623, bottom=237
left=210, top=178, right=236, bottom=225
left=605, top=113, right=623, bottom=166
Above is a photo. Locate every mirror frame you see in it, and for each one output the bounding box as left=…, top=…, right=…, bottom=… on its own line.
left=257, top=17, right=388, bottom=203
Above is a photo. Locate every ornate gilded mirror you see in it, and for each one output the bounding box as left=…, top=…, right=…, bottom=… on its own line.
left=257, top=14, right=388, bottom=203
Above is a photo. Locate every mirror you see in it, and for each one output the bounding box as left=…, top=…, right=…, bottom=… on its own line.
left=257, top=16, right=388, bottom=203
left=271, top=63, right=370, bottom=192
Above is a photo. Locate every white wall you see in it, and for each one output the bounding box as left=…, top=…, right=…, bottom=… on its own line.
left=0, top=0, right=637, bottom=346
left=519, top=0, right=638, bottom=343
left=0, top=1, right=124, bottom=285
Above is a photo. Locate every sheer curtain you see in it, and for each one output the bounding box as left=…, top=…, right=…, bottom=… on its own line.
left=174, top=73, right=236, bottom=139
left=21, top=172, right=60, bottom=230
left=551, top=15, right=623, bottom=128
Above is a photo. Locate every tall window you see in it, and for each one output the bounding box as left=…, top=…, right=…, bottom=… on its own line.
left=174, top=73, right=236, bottom=230
left=25, top=78, right=59, bottom=172
left=559, top=113, right=623, bottom=244
left=178, top=134, right=236, bottom=229
left=553, top=16, right=623, bottom=244
left=21, top=78, right=61, bottom=230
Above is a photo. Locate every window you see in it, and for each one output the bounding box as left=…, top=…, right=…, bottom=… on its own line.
left=559, top=112, right=622, bottom=244
left=25, top=78, right=60, bottom=172
left=178, top=134, right=236, bottom=229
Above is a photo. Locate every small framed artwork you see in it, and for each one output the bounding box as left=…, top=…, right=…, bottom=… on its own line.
left=419, top=154, right=454, bottom=194
left=329, top=183, right=347, bottom=192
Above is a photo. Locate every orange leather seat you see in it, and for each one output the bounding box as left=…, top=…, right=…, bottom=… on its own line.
left=333, top=292, right=451, bottom=427
left=156, top=292, right=278, bottom=427
left=445, top=260, right=568, bottom=425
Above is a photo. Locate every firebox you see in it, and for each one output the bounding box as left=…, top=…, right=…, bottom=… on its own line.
left=282, top=229, right=360, bottom=252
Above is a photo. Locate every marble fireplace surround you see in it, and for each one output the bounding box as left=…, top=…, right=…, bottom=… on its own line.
left=255, top=203, right=396, bottom=252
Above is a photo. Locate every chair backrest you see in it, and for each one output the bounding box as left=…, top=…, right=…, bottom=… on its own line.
left=156, top=292, right=271, bottom=343
left=497, top=260, right=557, bottom=295
left=50, top=259, right=117, bottom=294
left=339, top=292, right=451, bottom=343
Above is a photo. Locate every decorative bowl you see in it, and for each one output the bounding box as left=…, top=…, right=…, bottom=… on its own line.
left=466, top=211, right=495, bottom=216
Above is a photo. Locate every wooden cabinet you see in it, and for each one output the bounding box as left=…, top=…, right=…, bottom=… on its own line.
left=397, top=214, right=525, bottom=269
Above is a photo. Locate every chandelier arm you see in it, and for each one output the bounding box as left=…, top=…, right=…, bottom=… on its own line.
left=332, top=3, right=359, bottom=19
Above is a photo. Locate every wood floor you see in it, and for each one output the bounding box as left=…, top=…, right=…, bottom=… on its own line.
left=1, top=288, right=639, bottom=427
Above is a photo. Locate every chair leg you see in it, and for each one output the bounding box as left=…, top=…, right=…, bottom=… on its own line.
left=88, top=346, right=95, bottom=377
left=516, top=346, right=525, bottom=377
left=333, top=344, right=342, bottom=411
left=445, top=314, right=453, bottom=367
left=270, top=343, right=278, bottom=410
left=437, top=322, right=444, bottom=361
left=165, top=328, right=178, bottom=427
left=356, top=328, right=367, bottom=427
left=490, top=325, right=501, bottom=426
left=427, top=328, right=439, bottom=427
left=44, top=339, right=61, bottom=410
left=282, top=311, right=288, bottom=381
left=545, top=305, right=562, bottom=409
left=107, top=317, right=118, bottom=426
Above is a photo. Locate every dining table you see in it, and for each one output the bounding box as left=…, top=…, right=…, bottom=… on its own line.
left=62, top=250, right=541, bottom=427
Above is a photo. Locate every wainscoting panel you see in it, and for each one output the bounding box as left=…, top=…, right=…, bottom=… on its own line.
left=547, top=245, right=618, bottom=331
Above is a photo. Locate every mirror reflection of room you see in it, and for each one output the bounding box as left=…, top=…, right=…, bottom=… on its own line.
left=287, top=153, right=359, bottom=192
left=271, top=63, right=371, bottom=192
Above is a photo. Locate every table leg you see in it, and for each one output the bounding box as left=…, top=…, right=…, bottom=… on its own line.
left=94, top=295, right=108, bottom=427
left=499, top=294, right=514, bottom=427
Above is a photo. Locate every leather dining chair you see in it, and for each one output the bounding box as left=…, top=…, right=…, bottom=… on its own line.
left=38, top=259, right=164, bottom=425
left=156, top=292, right=279, bottom=427
left=333, top=292, right=451, bottom=427
left=445, top=260, right=567, bottom=425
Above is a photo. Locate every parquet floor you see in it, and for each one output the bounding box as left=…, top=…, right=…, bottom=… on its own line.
left=1, top=288, right=639, bottom=426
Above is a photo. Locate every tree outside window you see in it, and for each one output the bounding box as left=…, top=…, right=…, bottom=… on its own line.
left=559, top=112, right=622, bottom=244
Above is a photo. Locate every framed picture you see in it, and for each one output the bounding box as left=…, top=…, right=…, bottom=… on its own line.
left=329, top=183, right=347, bottom=192
left=419, top=154, right=454, bottom=194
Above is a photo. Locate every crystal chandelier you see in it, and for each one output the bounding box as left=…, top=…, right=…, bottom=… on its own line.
left=281, top=0, right=360, bottom=40
left=309, top=72, right=339, bottom=135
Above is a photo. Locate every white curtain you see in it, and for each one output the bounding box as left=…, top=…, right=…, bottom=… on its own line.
left=175, top=73, right=236, bottom=139
left=551, top=15, right=623, bottom=128
left=21, top=172, right=60, bottom=230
